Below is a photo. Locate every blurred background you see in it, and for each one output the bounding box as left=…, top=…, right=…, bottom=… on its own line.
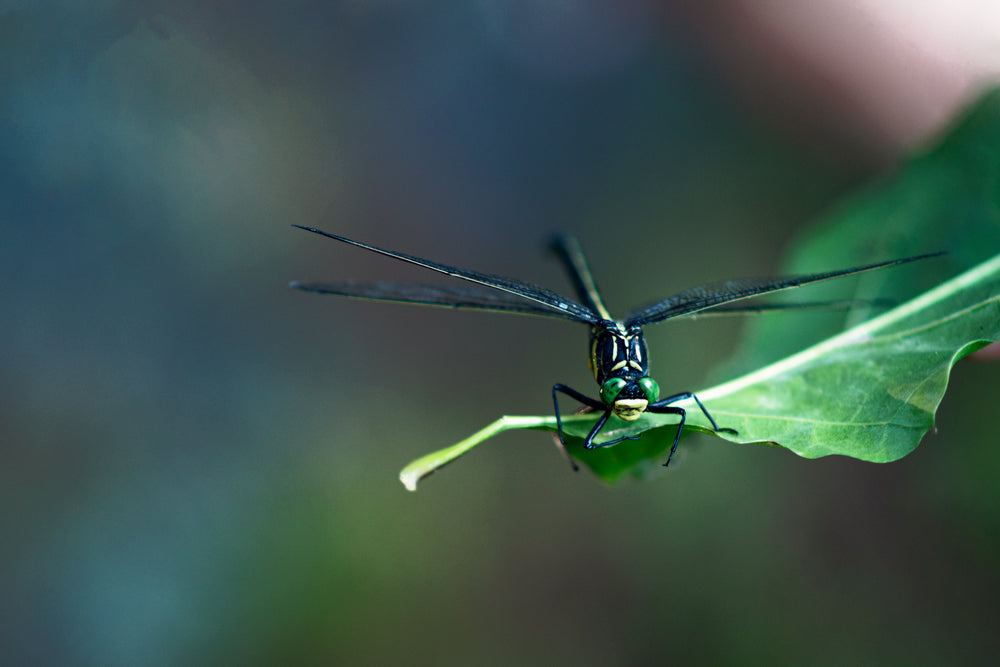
left=3, top=1, right=999, bottom=664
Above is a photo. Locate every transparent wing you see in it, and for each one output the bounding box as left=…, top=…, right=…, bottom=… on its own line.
left=672, top=298, right=895, bottom=318
left=624, top=253, right=944, bottom=327
left=292, top=226, right=600, bottom=325
left=290, top=280, right=588, bottom=321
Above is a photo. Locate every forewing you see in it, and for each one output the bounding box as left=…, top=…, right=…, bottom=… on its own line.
left=670, top=298, right=895, bottom=317
left=293, top=226, right=599, bottom=324
left=624, top=253, right=943, bottom=327
left=290, top=280, right=588, bottom=321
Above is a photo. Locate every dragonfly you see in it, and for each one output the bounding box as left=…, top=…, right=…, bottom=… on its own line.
left=291, top=225, right=940, bottom=470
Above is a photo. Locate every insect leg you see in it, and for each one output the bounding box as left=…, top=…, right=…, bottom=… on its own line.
left=650, top=391, right=737, bottom=435
left=582, top=410, right=612, bottom=449
left=645, top=405, right=686, bottom=467
left=649, top=392, right=737, bottom=467
left=552, top=384, right=606, bottom=471
left=582, top=412, right=643, bottom=449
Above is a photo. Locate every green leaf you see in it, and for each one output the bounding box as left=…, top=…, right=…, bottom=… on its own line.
left=694, top=253, right=1000, bottom=461
left=401, top=253, right=1000, bottom=489
left=399, top=90, right=1000, bottom=490
left=720, top=88, right=1000, bottom=377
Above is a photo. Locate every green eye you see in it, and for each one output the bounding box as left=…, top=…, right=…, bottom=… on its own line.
left=638, top=377, right=660, bottom=403
left=600, top=378, right=628, bottom=405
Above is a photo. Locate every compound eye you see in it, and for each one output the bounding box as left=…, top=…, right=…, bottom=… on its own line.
left=600, top=378, right=628, bottom=405
left=638, top=377, right=660, bottom=403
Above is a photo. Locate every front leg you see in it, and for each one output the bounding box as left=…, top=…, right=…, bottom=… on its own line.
left=651, top=391, right=737, bottom=436
left=582, top=411, right=642, bottom=449
left=648, top=391, right=737, bottom=467
left=645, top=405, right=685, bottom=467
left=552, top=383, right=607, bottom=471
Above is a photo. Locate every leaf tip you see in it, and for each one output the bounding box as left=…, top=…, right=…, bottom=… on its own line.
left=399, top=466, right=423, bottom=492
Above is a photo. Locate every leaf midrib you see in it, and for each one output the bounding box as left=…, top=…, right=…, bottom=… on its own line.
left=699, top=254, right=1000, bottom=404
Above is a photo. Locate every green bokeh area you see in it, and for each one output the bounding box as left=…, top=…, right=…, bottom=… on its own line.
left=4, top=6, right=1000, bottom=666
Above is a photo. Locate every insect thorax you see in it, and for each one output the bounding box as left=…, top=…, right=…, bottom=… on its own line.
left=588, top=321, right=649, bottom=384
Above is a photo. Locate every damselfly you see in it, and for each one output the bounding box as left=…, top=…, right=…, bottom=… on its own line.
left=291, top=226, right=939, bottom=469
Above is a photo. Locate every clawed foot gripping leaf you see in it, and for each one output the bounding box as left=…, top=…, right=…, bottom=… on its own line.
left=400, top=90, right=1000, bottom=491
